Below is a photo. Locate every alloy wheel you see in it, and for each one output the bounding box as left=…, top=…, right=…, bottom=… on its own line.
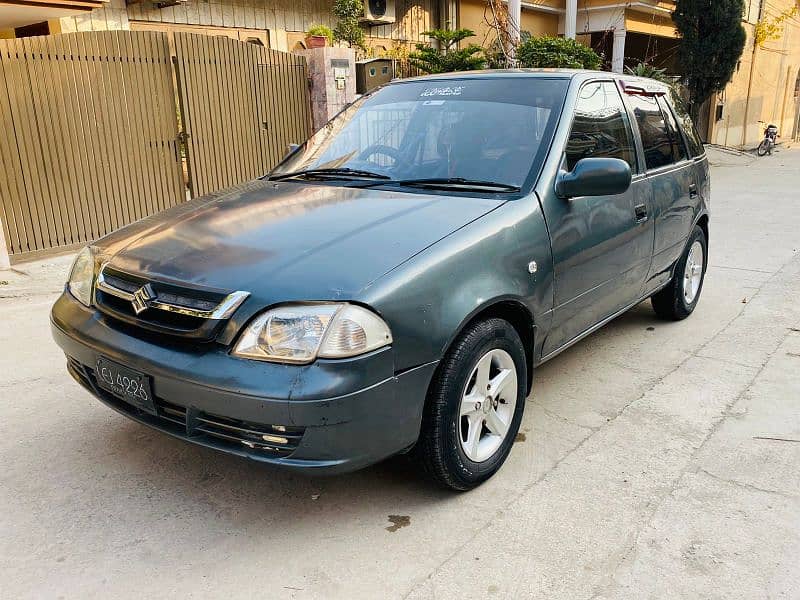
left=683, top=240, right=704, bottom=304
left=458, top=348, right=518, bottom=463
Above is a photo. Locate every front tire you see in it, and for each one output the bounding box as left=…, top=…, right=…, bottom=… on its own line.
left=414, top=318, right=527, bottom=491
left=757, top=139, right=770, bottom=157
left=651, top=225, right=707, bottom=320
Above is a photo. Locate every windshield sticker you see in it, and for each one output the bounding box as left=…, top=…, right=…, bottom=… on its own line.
left=423, top=100, right=446, bottom=106
left=420, top=86, right=464, bottom=97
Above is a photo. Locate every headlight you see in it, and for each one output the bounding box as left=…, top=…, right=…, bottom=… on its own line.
left=67, top=246, right=96, bottom=307
left=232, top=303, right=392, bottom=364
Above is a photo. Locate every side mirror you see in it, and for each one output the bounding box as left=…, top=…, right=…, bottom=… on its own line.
left=555, top=157, right=632, bottom=199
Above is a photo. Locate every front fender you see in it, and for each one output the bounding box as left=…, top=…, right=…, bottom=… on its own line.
left=363, top=197, right=554, bottom=372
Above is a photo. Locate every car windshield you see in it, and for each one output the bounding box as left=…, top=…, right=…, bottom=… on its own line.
left=270, top=77, right=569, bottom=191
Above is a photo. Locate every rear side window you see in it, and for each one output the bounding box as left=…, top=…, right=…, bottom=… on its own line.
left=667, top=90, right=705, bottom=157
left=565, top=81, right=637, bottom=172
left=627, top=94, right=674, bottom=170
left=657, top=96, right=688, bottom=163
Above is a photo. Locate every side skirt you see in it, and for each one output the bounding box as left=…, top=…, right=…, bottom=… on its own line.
left=536, top=282, right=669, bottom=366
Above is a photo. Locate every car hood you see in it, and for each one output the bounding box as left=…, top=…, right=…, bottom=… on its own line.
left=98, top=180, right=502, bottom=302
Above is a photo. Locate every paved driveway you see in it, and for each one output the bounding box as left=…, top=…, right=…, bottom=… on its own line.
left=2, top=148, right=799, bottom=599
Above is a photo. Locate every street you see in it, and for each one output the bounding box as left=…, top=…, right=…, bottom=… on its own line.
left=1, top=147, right=799, bottom=599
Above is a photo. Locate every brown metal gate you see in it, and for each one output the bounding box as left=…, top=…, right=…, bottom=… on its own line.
left=173, top=32, right=312, bottom=198
left=0, top=31, right=312, bottom=259
left=0, top=31, right=184, bottom=258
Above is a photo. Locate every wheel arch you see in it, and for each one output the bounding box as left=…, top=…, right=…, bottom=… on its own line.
left=695, top=212, right=709, bottom=245
left=439, top=297, right=536, bottom=395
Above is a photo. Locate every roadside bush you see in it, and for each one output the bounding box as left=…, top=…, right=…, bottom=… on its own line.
left=516, top=36, right=601, bottom=70
left=625, top=62, right=672, bottom=84
left=408, top=28, right=485, bottom=74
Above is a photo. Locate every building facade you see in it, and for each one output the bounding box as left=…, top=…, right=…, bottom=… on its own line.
left=1, top=0, right=798, bottom=147
left=0, top=0, right=441, bottom=54
left=460, top=0, right=799, bottom=146
left=706, top=0, right=800, bottom=147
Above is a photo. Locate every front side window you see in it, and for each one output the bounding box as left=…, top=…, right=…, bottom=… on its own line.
left=627, top=94, right=675, bottom=170
left=565, top=81, right=637, bottom=172
left=271, top=78, right=569, bottom=191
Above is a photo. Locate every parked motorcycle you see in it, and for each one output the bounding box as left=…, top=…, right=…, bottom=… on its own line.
left=757, top=123, right=779, bottom=156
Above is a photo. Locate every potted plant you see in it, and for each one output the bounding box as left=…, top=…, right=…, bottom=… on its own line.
left=306, top=25, right=334, bottom=49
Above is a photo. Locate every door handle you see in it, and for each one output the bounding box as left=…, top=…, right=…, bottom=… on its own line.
left=689, top=183, right=698, bottom=199
left=634, top=203, right=648, bottom=223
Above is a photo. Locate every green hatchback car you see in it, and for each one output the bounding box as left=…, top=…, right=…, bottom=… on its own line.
left=52, top=70, right=709, bottom=490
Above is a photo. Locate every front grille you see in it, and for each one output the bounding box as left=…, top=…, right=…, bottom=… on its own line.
left=68, top=358, right=304, bottom=457
left=93, top=265, right=249, bottom=341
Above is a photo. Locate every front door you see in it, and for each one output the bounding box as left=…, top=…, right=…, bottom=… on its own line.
left=541, top=81, right=654, bottom=356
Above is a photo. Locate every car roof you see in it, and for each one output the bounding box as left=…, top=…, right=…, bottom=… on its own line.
left=398, top=69, right=672, bottom=92
left=401, top=69, right=585, bottom=82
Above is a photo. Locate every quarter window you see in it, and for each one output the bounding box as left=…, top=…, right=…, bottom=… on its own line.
left=627, top=94, right=674, bottom=170
left=667, top=89, right=705, bottom=157
left=565, top=81, right=637, bottom=172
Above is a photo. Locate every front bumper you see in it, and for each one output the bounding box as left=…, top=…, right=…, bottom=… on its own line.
left=51, top=293, right=437, bottom=474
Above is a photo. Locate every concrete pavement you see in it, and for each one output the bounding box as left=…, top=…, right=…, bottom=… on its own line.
left=1, top=148, right=798, bottom=599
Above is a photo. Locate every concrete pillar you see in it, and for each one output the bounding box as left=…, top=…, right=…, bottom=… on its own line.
left=509, top=0, right=521, bottom=52
left=0, top=218, right=10, bottom=270
left=565, top=0, right=577, bottom=40
left=296, top=47, right=356, bottom=133
left=611, top=29, right=626, bottom=73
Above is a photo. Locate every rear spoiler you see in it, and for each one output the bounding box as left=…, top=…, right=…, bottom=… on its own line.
left=619, top=80, right=667, bottom=97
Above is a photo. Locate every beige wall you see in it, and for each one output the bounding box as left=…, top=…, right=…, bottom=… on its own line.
left=708, top=0, right=800, bottom=147
left=56, top=0, right=129, bottom=32
left=459, top=0, right=557, bottom=47
left=52, top=0, right=437, bottom=50
left=625, top=11, right=676, bottom=38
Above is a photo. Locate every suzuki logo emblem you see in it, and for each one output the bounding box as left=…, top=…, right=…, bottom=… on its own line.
left=131, top=284, right=155, bottom=315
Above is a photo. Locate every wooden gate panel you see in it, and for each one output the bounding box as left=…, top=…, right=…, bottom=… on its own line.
left=0, top=31, right=184, bottom=258
left=174, top=33, right=312, bottom=198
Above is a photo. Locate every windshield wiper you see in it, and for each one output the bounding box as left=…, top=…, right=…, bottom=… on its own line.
left=360, top=177, right=520, bottom=192
left=268, top=168, right=391, bottom=182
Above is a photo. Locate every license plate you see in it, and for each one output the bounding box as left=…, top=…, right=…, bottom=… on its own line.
left=95, top=357, right=156, bottom=416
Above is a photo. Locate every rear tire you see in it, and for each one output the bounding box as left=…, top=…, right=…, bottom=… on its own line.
left=413, top=318, right=527, bottom=491
left=651, top=225, right=707, bottom=320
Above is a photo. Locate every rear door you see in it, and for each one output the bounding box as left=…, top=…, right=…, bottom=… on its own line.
left=623, top=91, right=697, bottom=291
left=541, top=80, right=654, bottom=355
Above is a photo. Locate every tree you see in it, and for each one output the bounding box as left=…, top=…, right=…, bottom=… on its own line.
left=516, top=36, right=601, bottom=70
left=333, top=0, right=366, bottom=51
left=485, top=31, right=532, bottom=69
left=408, top=28, right=486, bottom=74
left=672, top=0, right=746, bottom=118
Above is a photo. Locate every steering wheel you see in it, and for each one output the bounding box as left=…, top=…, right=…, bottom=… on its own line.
left=357, top=144, right=405, bottom=168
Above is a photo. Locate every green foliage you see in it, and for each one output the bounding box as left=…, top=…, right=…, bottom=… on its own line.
left=307, top=24, right=334, bottom=46
left=408, top=28, right=486, bottom=74
left=516, top=36, right=601, bottom=70
left=672, top=0, right=746, bottom=112
left=625, top=62, right=672, bottom=84
left=333, top=0, right=366, bottom=51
